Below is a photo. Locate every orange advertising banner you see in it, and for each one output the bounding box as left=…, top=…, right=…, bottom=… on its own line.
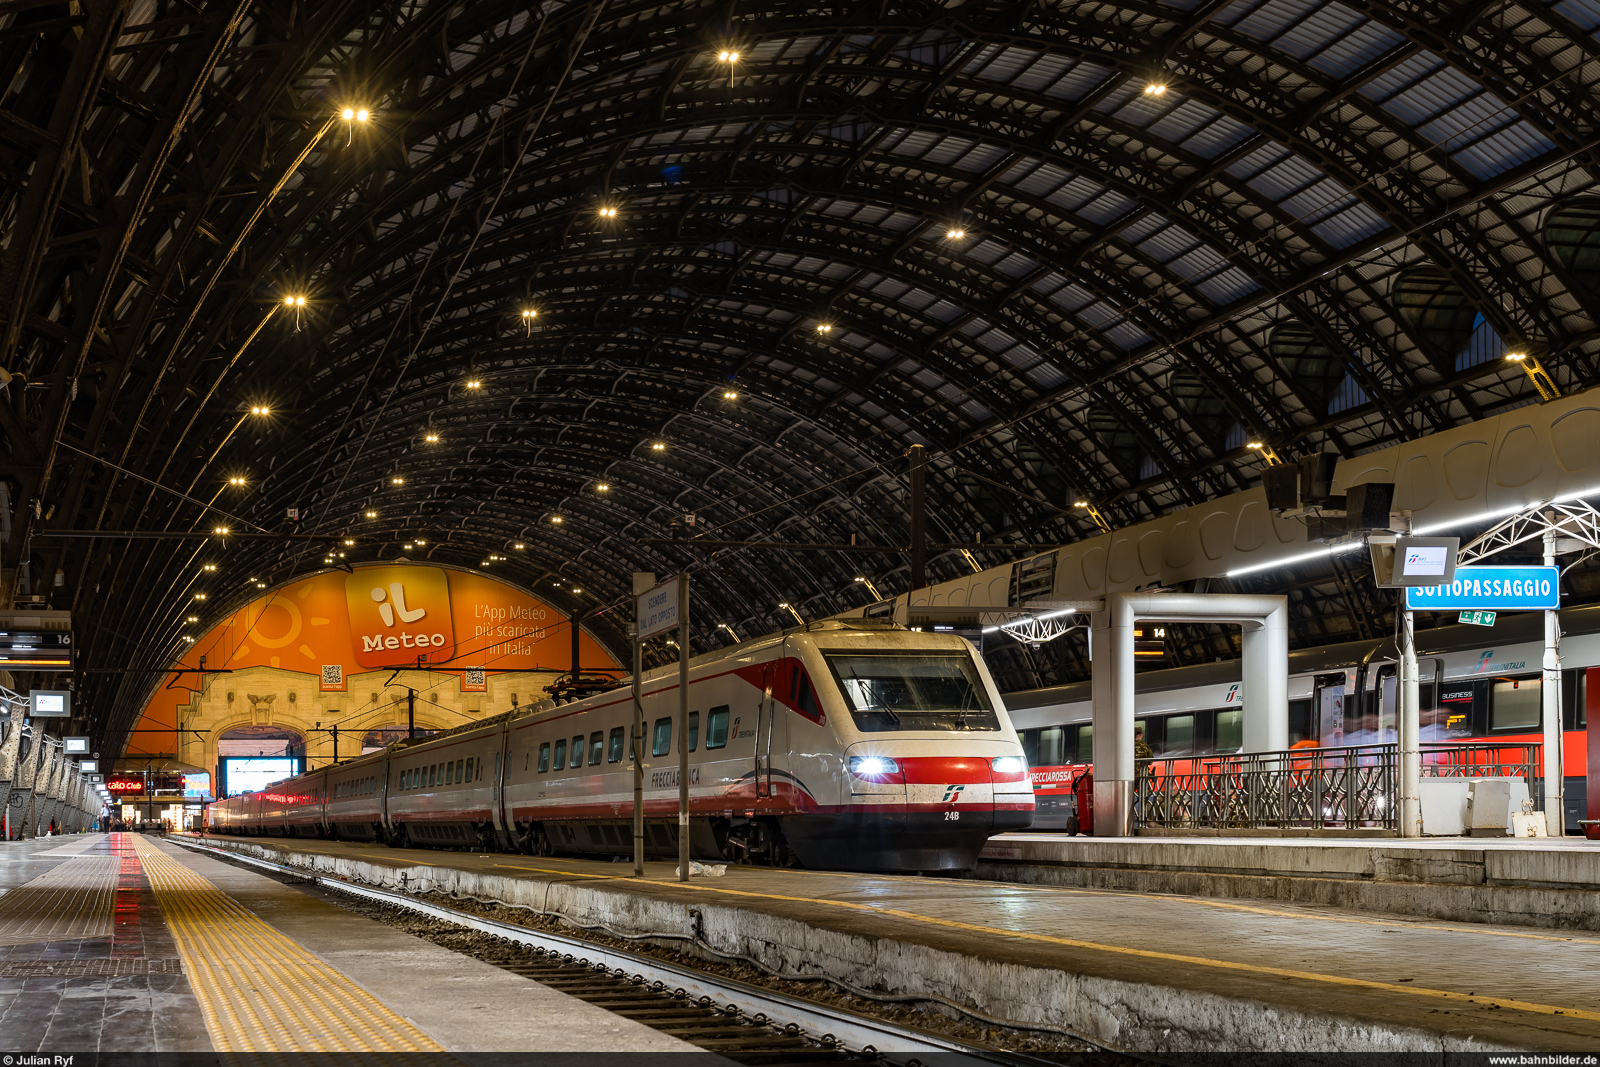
left=125, top=564, right=619, bottom=755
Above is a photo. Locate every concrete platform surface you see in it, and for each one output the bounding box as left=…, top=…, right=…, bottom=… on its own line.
left=186, top=832, right=1600, bottom=1056
left=0, top=833, right=699, bottom=1054
left=974, top=832, right=1600, bottom=929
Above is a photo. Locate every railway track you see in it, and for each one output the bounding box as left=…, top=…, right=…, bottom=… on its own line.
left=170, top=837, right=1088, bottom=1066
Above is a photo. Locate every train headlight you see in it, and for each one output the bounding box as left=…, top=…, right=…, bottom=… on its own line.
left=848, top=755, right=899, bottom=777
left=991, top=756, right=1026, bottom=775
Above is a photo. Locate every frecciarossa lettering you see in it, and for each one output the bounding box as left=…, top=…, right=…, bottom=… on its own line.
left=361, top=632, right=448, bottom=651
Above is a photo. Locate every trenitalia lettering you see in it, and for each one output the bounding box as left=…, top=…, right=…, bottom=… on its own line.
left=362, top=632, right=447, bottom=652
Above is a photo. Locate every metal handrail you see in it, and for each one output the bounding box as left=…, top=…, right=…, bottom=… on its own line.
left=1131, top=741, right=1541, bottom=831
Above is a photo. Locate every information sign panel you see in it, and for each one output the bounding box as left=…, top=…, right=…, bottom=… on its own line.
left=636, top=577, right=681, bottom=640
left=1404, top=566, right=1559, bottom=611
left=29, top=690, right=70, bottom=716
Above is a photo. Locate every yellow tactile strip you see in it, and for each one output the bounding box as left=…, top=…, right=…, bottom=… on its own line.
left=128, top=834, right=448, bottom=1054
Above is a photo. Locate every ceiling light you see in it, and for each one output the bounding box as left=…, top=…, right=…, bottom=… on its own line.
left=1506, top=350, right=1528, bottom=361
left=186, top=615, right=199, bottom=623
left=391, top=476, right=404, bottom=485
left=466, top=379, right=482, bottom=389
left=183, top=635, right=195, bottom=642
left=415, top=538, right=426, bottom=545
left=194, top=593, right=207, bottom=601
left=650, top=443, right=665, bottom=451
left=365, top=510, right=378, bottom=518
left=945, top=227, right=966, bottom=239
left=343, top=539, right=355, bottom=546
left=256, top=582, right=266, bottom=589
left=403, top=543, right=413, bottom=550
left=521, top=308, right=537, bottom=319
left=212, top=526, right=229, bottom=536
left=815, top=323, right=833, bottom=333
left=572, top=587, right=582, bottom=594
left=1246, top=441, right=1264, bottom=450
left=599, top=206, right=618, bottom=218
left=1143, top=82, right=1167, bottom=95
left=718, top=50, right=739, bottom=61
left=723, top=390, right=738, bottom=400
left=202, top=563, right=217, bottom=572
left=249, top=406, right=269, bottom=416
left=228, top=476, right=246, bottom=486
left=595, top=483, right=610, bottom=491
left=425, top=433, right=439, bottom=442
left=283, top=295, right=306, bottom=307
left=1074, top=500, right=1090, bottom=508
left=551, top=516, right=563, bottom=524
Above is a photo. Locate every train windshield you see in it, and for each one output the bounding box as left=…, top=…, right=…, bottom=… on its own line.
left=823, top=652, right=1000, bottom=732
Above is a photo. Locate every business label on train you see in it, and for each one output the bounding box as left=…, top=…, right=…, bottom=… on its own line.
left=1403, top=565, right=1559, bottom=611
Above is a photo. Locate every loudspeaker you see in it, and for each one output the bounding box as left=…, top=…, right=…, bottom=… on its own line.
left=1299, top=451, right=1339, bottom=504
left=1262, top=464, right=1300, bottom=512
left=1306, top=513, right=1344, bottom=543
left=1345, top=481, right=1395, bottom=532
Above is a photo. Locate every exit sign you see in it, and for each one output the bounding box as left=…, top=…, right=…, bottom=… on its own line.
left=1459, top=610, right=1498, bottom=627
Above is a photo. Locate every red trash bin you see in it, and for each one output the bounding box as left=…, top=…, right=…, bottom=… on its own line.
left=1074, top=769, right=1094, bottom=837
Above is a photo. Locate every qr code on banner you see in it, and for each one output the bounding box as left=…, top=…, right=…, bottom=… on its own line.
left=465, top=668, right=485, bottom=686
left=321, top=664, right=342, bottom=687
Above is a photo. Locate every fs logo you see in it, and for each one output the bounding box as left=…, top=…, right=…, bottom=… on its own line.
left=1224, top=683, right=1241, bottom=703
left=1474, top=650, right=1494, bottom=673
left=346, top=566, right=456, bottom=667
left=941, top=784, right=966, bottom=803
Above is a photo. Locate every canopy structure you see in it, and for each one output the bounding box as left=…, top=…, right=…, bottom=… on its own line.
left=1, top=0, right=1596, bottom=755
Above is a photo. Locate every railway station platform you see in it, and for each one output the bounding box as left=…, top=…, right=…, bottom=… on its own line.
left=181, top=832, right=1600, bottom=1056
left=0, top=832, right=697, bottom=1054
left=975, top=832, right=1600, bottom=931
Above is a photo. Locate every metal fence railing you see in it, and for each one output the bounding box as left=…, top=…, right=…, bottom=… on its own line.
left=1133, top=742, right=1541, bottom=831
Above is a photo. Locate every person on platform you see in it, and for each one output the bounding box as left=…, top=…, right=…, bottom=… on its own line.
left=1134, top=724, right=1153, bottom=761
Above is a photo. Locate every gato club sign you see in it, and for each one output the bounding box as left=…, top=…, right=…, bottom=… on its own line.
left=106, top=776, right=144, bottom=793
left=346, top=566, right=457, bottom=668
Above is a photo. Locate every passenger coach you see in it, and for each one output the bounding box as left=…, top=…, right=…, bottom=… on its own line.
left=207, top=620, right=1034, bottom=871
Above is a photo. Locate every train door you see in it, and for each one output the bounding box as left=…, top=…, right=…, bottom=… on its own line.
left=754, top=665, right=774, bottom=797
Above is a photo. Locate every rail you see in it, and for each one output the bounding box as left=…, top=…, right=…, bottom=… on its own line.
left=1133, top=742, right=1541, bottom=831
left=169, top=836, right=1060, bottom=1066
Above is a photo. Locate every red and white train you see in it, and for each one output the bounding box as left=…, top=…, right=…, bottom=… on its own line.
left=1007, top=604, right=1600, bottom=833
left=206, top=620, right=1034, bottom=871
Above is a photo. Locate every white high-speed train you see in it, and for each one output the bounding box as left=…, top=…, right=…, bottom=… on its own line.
left=207, top=620, right=1034, bottom=871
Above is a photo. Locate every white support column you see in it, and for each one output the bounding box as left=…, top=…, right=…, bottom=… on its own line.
left=1239, top=600, right=1289, bottom=753
left=1091, top=592, right=1290, bottom=836
left=1089, top=601, right=1134, bottom=837
left=1398, top=607, right=1422, bottom=837
left=1544, top=523, right=1564, bottom=835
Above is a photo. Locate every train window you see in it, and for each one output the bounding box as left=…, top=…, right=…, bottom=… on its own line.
left=607, top=727, right=625, bottom=762
left=455, top=759, right=464, bottom=782
left=1216, top=709, right=1243, bottom=753
left=824, top=652, right=998, bottom=732
left=538, top=743, right=551, bottom=773
left=588, top=731, right=604, bottom=766
left=706, top=706, right=730, bottom=749
left=552, top=740, right=566, bottom=771
left=1039, top=726, right=1066, bottom=766
left=1076, top=725, right=1093, bottom=763
left=464, top=759, right=473, bottom=784
left=1164, top=715, right=1195, bottom=757
left=653, top=718, right=672, bottom=757
left=571, top=735, right=584, bottom=768
left=1492, top=677, right=1541, bottom=730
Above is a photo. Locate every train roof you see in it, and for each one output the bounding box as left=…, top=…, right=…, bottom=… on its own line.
left=1001, top=603, right=1600, bottom=712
